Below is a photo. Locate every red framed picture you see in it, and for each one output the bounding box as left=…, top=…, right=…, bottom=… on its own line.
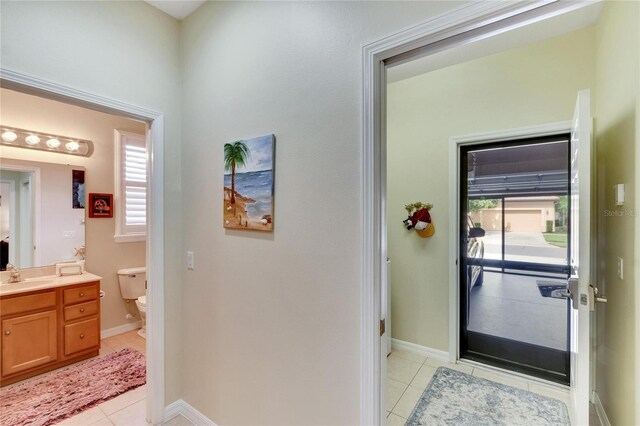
left=88, top=193, right=113, bottom=218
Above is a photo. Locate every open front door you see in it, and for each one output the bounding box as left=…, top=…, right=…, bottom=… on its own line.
left=568, top=89, right=593, bottom=425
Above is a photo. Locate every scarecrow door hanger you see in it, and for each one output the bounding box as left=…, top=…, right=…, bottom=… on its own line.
left=403, top=202, right=435, bottom=238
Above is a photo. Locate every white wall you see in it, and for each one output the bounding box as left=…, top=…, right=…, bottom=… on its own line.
left=179, top=2, right=470, bottom=424
left=0, top=1, right=183, bottom=403
left=387, top=27, right=595, bottom=351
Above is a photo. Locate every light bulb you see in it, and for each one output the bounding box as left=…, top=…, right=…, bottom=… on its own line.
left=65, top=141, right=80, bottom=151
left=46, top=138, right=61, bottom=148
left=25, top=135, right=41, bottom=145
left=1, top=131, right=18, bottom=143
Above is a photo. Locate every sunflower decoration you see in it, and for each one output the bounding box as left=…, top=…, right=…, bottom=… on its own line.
left=403, top=202, right=435, bottom=238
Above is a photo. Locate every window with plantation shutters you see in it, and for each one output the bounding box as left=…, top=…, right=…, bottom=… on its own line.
left=114, top=130, right=147, bottom=242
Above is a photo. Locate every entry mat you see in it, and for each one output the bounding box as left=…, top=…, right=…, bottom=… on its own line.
left=405, top=367, right=570, bottom=425
left=537, top=280, right=569, bottom=299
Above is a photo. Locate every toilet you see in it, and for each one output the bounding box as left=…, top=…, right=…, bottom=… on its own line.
left=117, top=267, right=147, bottom=338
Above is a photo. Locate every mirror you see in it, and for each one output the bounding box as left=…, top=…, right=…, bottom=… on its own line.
left=0, top=158, right=85, bottom=270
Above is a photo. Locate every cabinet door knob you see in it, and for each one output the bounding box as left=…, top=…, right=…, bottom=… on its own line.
left=4, top=330, right=10, bottom=336
left=79, top=292, right=85, bottom=297
left=80, top=308, right=85, bottom=313
left=79, top=333, right=85, bottom=339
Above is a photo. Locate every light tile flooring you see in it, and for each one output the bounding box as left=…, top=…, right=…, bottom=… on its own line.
left=386, top=349, right=602, bottom=426
left=9, top=329, right=193, bottom=426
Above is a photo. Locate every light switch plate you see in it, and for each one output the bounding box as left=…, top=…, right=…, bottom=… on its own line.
left=614, top=184, right=625, bottom=206
left=187, top=251, right=194, bottom=270
left=617, top=257, right=623, bottom=280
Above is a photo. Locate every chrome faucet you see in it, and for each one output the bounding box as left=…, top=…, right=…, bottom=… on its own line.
left=6, top=264, right=21, bottom=283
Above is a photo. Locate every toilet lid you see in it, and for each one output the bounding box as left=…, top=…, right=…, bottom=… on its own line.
left=137, top=295, right=147, bottom=307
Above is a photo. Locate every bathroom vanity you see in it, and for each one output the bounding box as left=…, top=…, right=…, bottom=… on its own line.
left=0, top=273, right=101, bottom=386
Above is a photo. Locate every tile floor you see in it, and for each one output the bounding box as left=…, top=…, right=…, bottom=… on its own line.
left=386, top=348, right=602, bottom=426
left=19, top=330, right=194, bottom=426
left=9, top=328, right=601, bottom=426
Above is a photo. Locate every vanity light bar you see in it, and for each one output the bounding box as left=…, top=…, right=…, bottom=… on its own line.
left=0, top=125, right=93, bottom=157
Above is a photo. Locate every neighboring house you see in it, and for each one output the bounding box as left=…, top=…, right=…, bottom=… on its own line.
left=470, top=196, right=559, bottom=232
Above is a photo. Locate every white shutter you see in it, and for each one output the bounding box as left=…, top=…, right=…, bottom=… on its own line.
left=123, top=142, right=147, bottom=228
left=115, top=130, right=147, bottom=241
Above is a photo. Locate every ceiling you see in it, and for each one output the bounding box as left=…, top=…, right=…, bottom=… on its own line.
left=145, top=0, right=206, bottom=20
left=387, top=2, right=603, bottom=83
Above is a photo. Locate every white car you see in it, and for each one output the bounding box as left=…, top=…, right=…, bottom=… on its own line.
left=468, top=217, right=485, bottom=289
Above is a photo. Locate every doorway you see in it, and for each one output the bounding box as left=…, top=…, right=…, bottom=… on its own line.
left=0, top=70, right=166, bottom=423
left=459, top=135, right=571, bottom=384
left=364, top=2, right=602, bottom=425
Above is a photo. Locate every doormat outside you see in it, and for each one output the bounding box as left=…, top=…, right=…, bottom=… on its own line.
left=406, top=367, right=570, bottom=426
left=537, top=280, right=568, bottom=299
left=0, top=348, right=146, bottom=426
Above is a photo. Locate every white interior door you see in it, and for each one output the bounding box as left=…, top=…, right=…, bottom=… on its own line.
left=569, top=89, right=593, bottom=425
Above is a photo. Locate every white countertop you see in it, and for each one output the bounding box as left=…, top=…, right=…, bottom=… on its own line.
left=0, top=272, right=102, bottom=296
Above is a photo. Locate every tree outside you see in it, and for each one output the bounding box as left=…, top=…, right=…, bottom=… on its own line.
left=469, top=199, right=499, bottom=212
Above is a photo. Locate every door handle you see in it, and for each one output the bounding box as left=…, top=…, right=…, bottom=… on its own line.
left=590, top=286, right=607, bottom=310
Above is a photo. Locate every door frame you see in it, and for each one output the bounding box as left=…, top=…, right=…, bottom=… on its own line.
left=448, top=121, right=572, bottom=363
left=1, top=178, right=18, bottom=265
left=0, top=68, right=166, bottom=424
left=361, top=1, right=597, bottom=423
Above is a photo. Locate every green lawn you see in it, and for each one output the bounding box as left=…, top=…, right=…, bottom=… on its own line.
left=543, top=233, right=567, bottom=248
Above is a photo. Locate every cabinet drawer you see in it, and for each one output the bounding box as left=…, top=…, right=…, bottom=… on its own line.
left=64, top=300, right=98, bottom=322
left=64, top=318, right=99, bottom=355
left=63, top=284, right=98, bottom=305
left=0, top=291, right=56, bottom=316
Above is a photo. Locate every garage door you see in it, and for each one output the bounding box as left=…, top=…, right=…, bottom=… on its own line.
left=504, top=209, right=543, bottom=232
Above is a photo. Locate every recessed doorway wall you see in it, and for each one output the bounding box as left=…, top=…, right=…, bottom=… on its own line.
left=460, top=136, right=571, bottom=384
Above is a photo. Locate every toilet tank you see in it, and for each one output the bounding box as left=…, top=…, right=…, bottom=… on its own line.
left=117, top=267, right=146, bottom=299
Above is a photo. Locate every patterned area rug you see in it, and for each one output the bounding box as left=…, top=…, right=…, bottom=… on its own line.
left=406, top=367, right=570, bottom=426
left=0, top=348, right=146, bottom=426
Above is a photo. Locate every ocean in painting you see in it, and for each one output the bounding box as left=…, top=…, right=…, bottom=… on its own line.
left=224, top=169, right=273, bottom=219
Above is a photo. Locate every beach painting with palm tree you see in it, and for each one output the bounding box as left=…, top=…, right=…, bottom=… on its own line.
left=224, top=134, right=275, bottom=231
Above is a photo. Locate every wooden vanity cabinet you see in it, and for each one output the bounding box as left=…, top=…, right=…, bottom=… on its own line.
left=2, top=309, right=57, bottom=376
left=0, top=281, right=101, bottom=386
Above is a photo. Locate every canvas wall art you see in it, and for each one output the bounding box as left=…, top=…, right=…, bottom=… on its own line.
left=223, top=134, right=275, bottom=231
left=88, top=193, right=113, bottom=218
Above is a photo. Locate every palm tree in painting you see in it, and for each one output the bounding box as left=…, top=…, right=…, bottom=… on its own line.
left=224, top=140, right=250, bottom=204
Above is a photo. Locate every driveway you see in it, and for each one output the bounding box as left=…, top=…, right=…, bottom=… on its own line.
left=482, top=231, right=567, bottom=264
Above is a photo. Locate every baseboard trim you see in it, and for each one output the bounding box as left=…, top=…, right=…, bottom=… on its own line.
left=101, top=321, right=142, bottom=339
left=391, top=338, right=449, bottom=361
left=592, top=392, right=611, bottom=426
left=165, top=399, right=216, bottom=426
